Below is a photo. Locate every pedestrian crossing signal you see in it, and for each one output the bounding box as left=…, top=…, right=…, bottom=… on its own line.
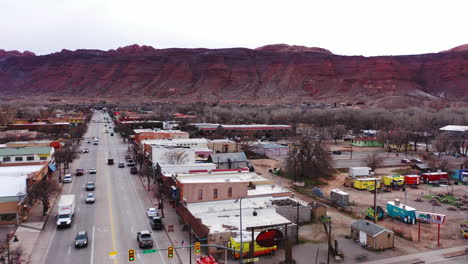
left=128, top=249, right=135, bottom=262
left=168, top=246, right=174, bottom=258
left=194, top=242, right=201, bottom=254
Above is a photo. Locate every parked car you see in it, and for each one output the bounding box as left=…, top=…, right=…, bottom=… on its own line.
left=410, top=158, right=423, bottom=164
left=110, top=133, right=114, bottom=136
left=75, top=169, right=84, bottom=176
left=118, top=162, right=125, bottom=168
left=401, top=159, right=411, bottom=164
left=85, top=193, right=95, bottom=203
left=150, top=216, right=163, bottom=230
left=86, top=181, right=95, bottom=191
left=127, top=159, right=135, bottom=167
left=125, top=154, right=131, bottom=160
left=146, top=208, right=158, bottom=218
left=130, top=167, right=138, bottom=174
left=63, top=174, right=73, bottom=183
left=332, top=150, right=342, bottom=155
left=89, top=168, right=97, bottom=174
left=74, top=231, right=88, bottom=248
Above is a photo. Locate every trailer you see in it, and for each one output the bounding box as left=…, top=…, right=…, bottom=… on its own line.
left=452, top=169, right=468, bottom=184
left=404, top=175, right=420, bottom=185
left=421, top=172, right=448, bottom=184
left=353, top=178, right=381, bottom=190
left=383, top=175, right=405, bottom=186
left=330, top=189, right=349, bottom=204
left=349, top=167, right=372, bottom=179
left=386, top=199, right=416, bottom=224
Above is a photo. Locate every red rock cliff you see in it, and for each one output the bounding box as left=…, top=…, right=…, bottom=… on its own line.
left=0, top=44, right=467, bottom=104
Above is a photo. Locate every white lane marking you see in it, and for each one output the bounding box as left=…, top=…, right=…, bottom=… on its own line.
left=41, top=224, right=57, bottom=264
left=90, top=225, right=95, bottom=264
left=67, top=246, right=71, bottom=255
left=73, top=223, right=76, bottom=231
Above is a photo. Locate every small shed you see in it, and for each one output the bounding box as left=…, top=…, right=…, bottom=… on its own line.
left=350, top=220, right=394, bottom=250
left=412, top=163, right=431, bottom=173
left=207, top=152, right=249, bottom=169
left=309, top=202, right=327, bottom=222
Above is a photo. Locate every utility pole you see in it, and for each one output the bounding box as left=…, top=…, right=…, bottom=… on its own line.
left=327, top=220, right=331, bottom=264
left=296, top=201, right=300, bottom=244
left=189, top=224, right=192, bottom=264
left=374, top=178, right=378, bottom=224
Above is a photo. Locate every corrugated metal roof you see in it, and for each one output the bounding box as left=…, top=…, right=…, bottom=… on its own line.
left=210, top=152, right=248, bottom=163
left=351, top=220, right=393, bottom=237
left=0, top=146, right=52, bottom=156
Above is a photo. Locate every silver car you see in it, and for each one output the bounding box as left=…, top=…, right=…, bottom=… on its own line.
left=85, top=193, right=95, bottom=203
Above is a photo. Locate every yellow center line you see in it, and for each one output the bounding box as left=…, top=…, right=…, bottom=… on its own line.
left=102, top=118, right=119, bottom=264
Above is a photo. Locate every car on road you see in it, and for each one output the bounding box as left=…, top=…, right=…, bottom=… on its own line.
left=401, top=158, right=411, bottom=164
left=118, top=162, right=124, bottom=168
left=410, top=158, right=423, bottom=163
left=125, top=154, right=131, bottom=160
left=127, top=159, right=135, bottom=167
left=332, top=150, right=342, bottom=155
left=137, top=230, right=153, bottom=249
left=63, top=174, right=73, bottom=183
left=105, top=130, right=109, bottom=133
left=110, top=133, right=114, bottom=136
left=146, top=208, right=158, bottom=218
left=130, top=167, right=138, bottom=174
left=83, top=148, right=89, bottom=153
left=74, top=231, right=88, bottom=248
left=75, top=169, right=84, bottom=176
left=150, top=216, right=163, bottom=230
left=85, top=181, right=95, bottom=191
left=87, top=140, right=91, bottom=144
left=89, top=168, right=97, bottom=174
left=85, top=193, right=95, bottom=203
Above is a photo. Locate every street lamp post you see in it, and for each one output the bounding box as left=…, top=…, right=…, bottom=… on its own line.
left=235, top=197, right=245, bottom=264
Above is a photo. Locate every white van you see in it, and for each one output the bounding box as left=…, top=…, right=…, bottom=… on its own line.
left=63, top=174, right=73, bottom=183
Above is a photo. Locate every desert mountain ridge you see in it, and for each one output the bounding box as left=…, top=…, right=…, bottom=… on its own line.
left=0, top=44, right=467, bottom=107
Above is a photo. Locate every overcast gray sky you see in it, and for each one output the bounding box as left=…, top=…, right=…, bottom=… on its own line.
left=2, top=0, right=467, bottom=56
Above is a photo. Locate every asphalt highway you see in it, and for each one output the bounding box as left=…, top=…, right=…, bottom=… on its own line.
left=39, top=111, right=172, bottom=264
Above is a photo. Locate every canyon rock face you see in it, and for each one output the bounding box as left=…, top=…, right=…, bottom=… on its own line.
left=0, top=44, right=467, bottom=105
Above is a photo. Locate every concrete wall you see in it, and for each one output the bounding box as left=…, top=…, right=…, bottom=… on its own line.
left=179, top=181, right=247, bottom=203
left=275, top=205, right=311, bottom=224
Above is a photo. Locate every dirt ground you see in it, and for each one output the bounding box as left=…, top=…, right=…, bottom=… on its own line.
left=250, top=158, right=468, bottom=258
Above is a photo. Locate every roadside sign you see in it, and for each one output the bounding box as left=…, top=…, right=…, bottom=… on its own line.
left=243, top=257, right=259, bottom=263
left=108, top=251, right=117, bottom=256
left=415, top=211, right=446, bottom=224
left=142, top=249, right=157, bottom=254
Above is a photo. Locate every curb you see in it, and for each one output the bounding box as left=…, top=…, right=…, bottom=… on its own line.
left=136, top=173, right=185, bottom=264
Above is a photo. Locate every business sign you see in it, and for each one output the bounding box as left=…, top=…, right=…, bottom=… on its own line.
left=255, top=229, right=283, bottom=247
left=415, top=211, right=446, bottom=224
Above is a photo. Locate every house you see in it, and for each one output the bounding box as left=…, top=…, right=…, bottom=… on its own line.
left=350, top=220, right=394, bottom=250
left=208, top=152, right=249, bottom=170
left=351, top=137, right=384, bottom=147
left=251, top=142, right=289, bottom=157
left=208, top=139, right=238, bottom=153
left=0, top=146, right=55, bottom=165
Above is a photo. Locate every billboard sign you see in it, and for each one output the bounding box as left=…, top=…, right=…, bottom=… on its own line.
left=415, top=211, right=446, bottom=224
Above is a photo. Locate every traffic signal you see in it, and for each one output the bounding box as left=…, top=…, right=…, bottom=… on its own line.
left=168, top=246, right=174, bottom=258
left=194, top=242, right=201, bottom=254
left=128, top=249, right=135, bottom=262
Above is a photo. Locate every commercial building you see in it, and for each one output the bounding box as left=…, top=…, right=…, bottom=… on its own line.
left=251, top=142, right=289, bottom=158
left=208, top=152, right=249, bottom=169
left=0, top=146, right=55, bottom=165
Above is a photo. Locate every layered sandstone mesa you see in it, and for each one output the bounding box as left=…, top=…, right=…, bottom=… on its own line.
left=0, top=44, right=467, bottom=104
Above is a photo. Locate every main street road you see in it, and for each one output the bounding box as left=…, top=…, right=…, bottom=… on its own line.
left=35, top=111, right=173, bottom=264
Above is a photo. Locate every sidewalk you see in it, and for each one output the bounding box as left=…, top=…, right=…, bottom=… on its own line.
left=8, top=171, right=62, bottom=264
left=137, top=173, right=197, bottom=264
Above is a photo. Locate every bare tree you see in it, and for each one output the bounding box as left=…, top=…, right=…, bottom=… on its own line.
left=28, top=178, right=61, bottom=215
left=427, top=157, right=449, bottom=172
left=164, top=150, right=189, bottom=165
left=365, top=153, right=383, bottom=171
left=287, top=131, right=334, bottom=182
left=328, top=124, right=347, bottom=144
left=54, top=141, right=79, bottom=176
